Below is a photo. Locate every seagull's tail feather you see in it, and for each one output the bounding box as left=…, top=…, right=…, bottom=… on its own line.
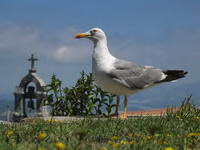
left=160, top=70, right=188, bottom=83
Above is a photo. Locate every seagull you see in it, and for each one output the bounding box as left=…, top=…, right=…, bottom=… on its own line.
left=75, top=28, right=187, bottom=118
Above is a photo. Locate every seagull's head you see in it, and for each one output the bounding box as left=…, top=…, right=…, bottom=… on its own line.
left=75, top=28, right=106, bottom=42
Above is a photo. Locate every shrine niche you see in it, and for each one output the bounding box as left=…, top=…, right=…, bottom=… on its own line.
left=13, top=54, right=47, bottom=120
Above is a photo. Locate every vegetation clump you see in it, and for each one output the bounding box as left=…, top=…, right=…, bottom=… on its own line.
left=45, top=71, right=116, bottom=116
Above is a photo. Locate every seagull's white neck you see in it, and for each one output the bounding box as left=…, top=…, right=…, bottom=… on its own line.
left=92, top=38, right=116, bottom=73
left=92, top=38, right=114, bottom=62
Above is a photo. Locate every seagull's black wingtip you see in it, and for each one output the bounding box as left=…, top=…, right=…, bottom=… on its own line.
left=160, top=70, right=188, bottom=83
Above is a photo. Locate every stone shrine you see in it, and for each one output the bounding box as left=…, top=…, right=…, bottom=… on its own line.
left=13, top=54, right=47, bottom=121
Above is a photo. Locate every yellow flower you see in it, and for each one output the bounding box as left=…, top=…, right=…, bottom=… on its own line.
left=120, top=140, right=127, bottom=145
left=47, top=119, right=64, bottom=123
left=54, top=142, right=65, bottom=150
left=111, top=136, right=119, bottom=140
left=194, top=116, right=200, bottom=120
left=37, top=132, right=47, bottom=141
left=47, top=119, right=54, bottom=123
left=164, top=147, right=174, bottom=150
left=98, top=146, right=108, bottom=150
left=6, top=130, right=14, bottom=137
left=187, top=133, right=200, bottom=137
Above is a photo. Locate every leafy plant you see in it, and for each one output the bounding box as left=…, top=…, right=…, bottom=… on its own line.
left=44, top=71, right=117, bottom=117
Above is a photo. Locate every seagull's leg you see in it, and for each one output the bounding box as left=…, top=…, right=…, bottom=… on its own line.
left=115, top=96, right=120, bottom=115
left=123, top=95, right=128, bottom=118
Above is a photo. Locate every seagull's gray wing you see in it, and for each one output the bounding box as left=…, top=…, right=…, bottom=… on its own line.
left=108, top=59, right=164, bottom=90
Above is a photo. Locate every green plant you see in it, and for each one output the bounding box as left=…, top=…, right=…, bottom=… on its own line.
left=166, top=95, right=200, bottom=119
left=45, top=71, right=116, bottom=117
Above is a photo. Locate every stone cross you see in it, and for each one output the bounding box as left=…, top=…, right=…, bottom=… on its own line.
left=28, top=54, right=38, bottom=72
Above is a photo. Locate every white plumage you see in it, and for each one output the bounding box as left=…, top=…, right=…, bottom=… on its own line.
left=75, top=28, right=187, bottom=117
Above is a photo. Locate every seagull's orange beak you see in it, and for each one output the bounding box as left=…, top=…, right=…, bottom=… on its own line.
left=75, top=33, right=90, bottom=39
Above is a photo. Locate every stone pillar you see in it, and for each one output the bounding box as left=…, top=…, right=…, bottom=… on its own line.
left=22, top=97, right=26, bottom=117
left=36, top=98, right=42, bottom=112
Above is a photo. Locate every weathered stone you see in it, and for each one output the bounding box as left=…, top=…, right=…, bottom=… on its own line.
left=13, top=54, right=47, bottom=121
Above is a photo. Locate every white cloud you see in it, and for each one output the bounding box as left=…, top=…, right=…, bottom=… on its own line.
left=53, top=46, right=70, bottom=61
left=0, top=24, right=92, bottom=63
left=52, top=44, right=91, bottom=63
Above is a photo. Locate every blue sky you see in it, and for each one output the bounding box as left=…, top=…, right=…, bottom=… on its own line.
left=0, top=0, right=200, bottom=110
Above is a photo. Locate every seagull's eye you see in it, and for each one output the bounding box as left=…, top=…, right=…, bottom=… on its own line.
left=90, top=30, right=98, bottom=35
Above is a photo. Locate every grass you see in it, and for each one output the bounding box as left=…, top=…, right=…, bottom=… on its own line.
left=0, top=100, right=200, bottom=150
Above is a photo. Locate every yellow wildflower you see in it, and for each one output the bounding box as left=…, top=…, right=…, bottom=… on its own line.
left=187, top=133, right=200, bottom=137
left=98, top=146, right=108, bottom=150
left=6, top=130, right=14, bottom=137
left=164, top=147, right=174, bottom=150
left=194, top=116, right=200, bottom=120
left=47, top=119, right=64, bottom=123
left=111, top=136, right=119, bottom=140
left=120, top=140, right=127, bottom=145
left=54, top=142, right=65, bottom=150
left=47, top=119, right=54, bottom=123
left=37, top=132, right=47, bottom=141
